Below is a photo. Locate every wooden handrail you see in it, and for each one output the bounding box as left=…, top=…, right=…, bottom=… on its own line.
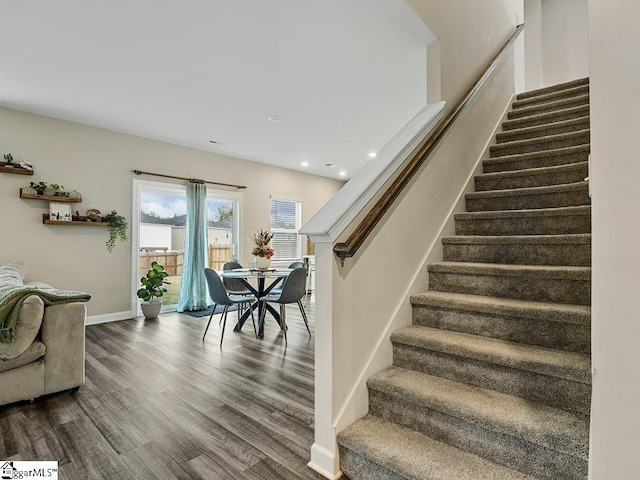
left=333, top=24, right=524, bottom=265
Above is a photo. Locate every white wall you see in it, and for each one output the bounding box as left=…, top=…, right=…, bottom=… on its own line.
left=524, top=0, right=544, bottom=90
left=588, top=1, right=640, bottom=478
left=541, top=0, right=589, bottom=86
left=408, top=0, right=524, bottom=111
left=0, top=106, right=343, bottom=318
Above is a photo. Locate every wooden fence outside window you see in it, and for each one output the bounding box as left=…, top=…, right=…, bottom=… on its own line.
left=139, top=244, right=232, bottom=277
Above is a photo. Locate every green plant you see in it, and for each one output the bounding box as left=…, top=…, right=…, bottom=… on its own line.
left=137, top=262, right=170, bottom=303
left=29, top=181, right=64, bottom=194
left=103, top=210, right=128, bottom=253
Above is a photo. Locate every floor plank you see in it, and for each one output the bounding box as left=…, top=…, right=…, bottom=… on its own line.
left=0, top=302, right=323, bottom=480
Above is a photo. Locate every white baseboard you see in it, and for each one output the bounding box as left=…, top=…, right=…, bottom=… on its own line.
left=308, top=443, right=342, bottom=479
left=86, top=310, right=135, bottom=325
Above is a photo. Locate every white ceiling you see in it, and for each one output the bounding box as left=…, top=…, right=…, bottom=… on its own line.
left=0, top=1, right=436, bottom=180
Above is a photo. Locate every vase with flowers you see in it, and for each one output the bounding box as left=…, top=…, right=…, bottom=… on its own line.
left=252, top=229, right=274, bottom=270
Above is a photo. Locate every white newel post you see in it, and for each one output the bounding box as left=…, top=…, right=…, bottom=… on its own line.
left=307, top=241, right=340, bottom=479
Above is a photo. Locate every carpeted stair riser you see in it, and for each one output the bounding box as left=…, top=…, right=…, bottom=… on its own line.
left=391, top=340, right=590, bottom=414
left=366, top=368, right=589, bottom=480
left=516, top=77, right=589, bottom=101
left=496, top=117, right=589, bottom=144
left=338, top=446, right=407, bottom=480
left=466, top=182, right=590, bottom=212
left=490, top=130, right=589, bottom=158
left=455, top=206, right=591, bottom=236
left=483, top=145, right=589, bottom=173
left=511, top=85, right=589, bottom=110
left=442, top=234, right=591, bottom=266
left=367, top=390, right=586, bottom=480
left=503, top=105, right=590, bottom=131
left=507, top=94, right=589, bottom=121
left=338, top=416, right=535, bottom=480
left=475, top=162, right=588, bottom=191
left=428, top=263, right=591, bottom=305
left=412, top=302, right=590, bottom=354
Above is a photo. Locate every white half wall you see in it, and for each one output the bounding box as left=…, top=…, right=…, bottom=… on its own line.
left=588, top=1, right=640, bottom=478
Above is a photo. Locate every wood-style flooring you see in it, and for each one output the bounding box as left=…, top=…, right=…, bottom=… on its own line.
left=0, top=303, right=323, bottom=480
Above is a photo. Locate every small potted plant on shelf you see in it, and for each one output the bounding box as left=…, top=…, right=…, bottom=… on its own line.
left=29, top=181, right=63, bottom=196
left=252, top=229, right=274, bottom=270
left=103, top=210, right=128, bottom=253
left=137, top=261, right=170, bottom=319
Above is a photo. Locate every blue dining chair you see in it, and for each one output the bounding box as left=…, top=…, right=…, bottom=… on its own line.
left=220, top=261, right=253, bottom=323
left=258, top=267, right=310, bottom=345
left=203, top=268, right=256, bottom=346
left=269, top=261, right=305, bottom=296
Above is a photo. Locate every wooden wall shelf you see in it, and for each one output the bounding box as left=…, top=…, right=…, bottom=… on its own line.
left=1, top=163, right=33, bottom=175
left=42, top=214, right=106, bottom=226
left=21, top=189, right=81, bottom=203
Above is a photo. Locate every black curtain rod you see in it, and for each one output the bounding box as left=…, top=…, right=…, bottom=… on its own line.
left=132, top=170, right=247, bottom=189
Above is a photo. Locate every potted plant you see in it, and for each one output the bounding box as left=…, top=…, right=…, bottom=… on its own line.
left=103, top=210, right=128, bottom=253
left=251, top=229, right=274, bottom=269
left=137, top=261, right=170, bottom=319
left=29, top=181, right=63, bottom=196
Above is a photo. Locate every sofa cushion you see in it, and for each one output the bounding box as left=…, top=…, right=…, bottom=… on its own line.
left=0, top=262, right=26, bottom=287
left=0, top=294, right=44, bottom=360
left=0, top=340, right=46, bottom=373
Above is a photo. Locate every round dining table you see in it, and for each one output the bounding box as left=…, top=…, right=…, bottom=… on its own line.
left=221, top=268, right=292, bottom=338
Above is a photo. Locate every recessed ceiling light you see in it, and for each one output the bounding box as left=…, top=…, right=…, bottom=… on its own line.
left=339, top=171, right=347, bottom=177
left=324, top=163, right=337, bottom=168
left=267, top=116, right=284, bottom=123
left=301, top=161, right=309, bottom=167
left=368, top=152, right=377, bottom=158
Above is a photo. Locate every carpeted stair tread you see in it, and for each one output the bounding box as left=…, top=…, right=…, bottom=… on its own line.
left=507, top=94, right=589, bottom=120
left=442, top=233, right=591, bottom=266
left=454, top=205, right=591, bottom=236
left=455, top=205, right=591, bottom=221
left=475, top=162, right=588, bottom=191
left=428, top=262, right=590, bottom=281
left=411, top=291, right=590, bottom=326
left=338, top=415, right=536, bottom=480
left=489, top=129, right=590, bottom=158
left=443, top=233, right=591, bottom=246
left=516, top=77, right=589, bottom=101
left=511, top=85, right=589, bottom=110
left=496, top=116, right=589, bottom=144
left=368, top=366, right=590, bottom=460
left=391, top=326, right=591, bottom=384
left=428, top=262, right=591, bottom=305
left=482, top=144, right=590, bottom=173
left=501, top=104, right=590, bottom=132
left=465, top=181, right=590, bottom=212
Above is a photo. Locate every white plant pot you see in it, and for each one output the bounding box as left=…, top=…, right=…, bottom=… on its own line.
left=255, top=256, right=271, bottom=269
left=141, top=301, right=162, bottom=319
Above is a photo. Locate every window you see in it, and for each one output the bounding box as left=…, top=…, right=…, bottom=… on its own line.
left=270, top=197, right=302, bottom=261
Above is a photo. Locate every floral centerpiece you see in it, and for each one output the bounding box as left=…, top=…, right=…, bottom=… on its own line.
left=252, top=229, right=274, bottom=269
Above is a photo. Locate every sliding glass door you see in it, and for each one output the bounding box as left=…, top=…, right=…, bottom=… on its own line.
left=132, top=179, right=241, bottom=314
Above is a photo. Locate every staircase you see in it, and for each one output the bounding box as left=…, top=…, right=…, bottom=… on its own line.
left=337, top=77, right=591, bottom=480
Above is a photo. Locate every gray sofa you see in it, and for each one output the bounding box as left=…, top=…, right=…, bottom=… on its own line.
left=0, top=263, right=87, bottom=406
